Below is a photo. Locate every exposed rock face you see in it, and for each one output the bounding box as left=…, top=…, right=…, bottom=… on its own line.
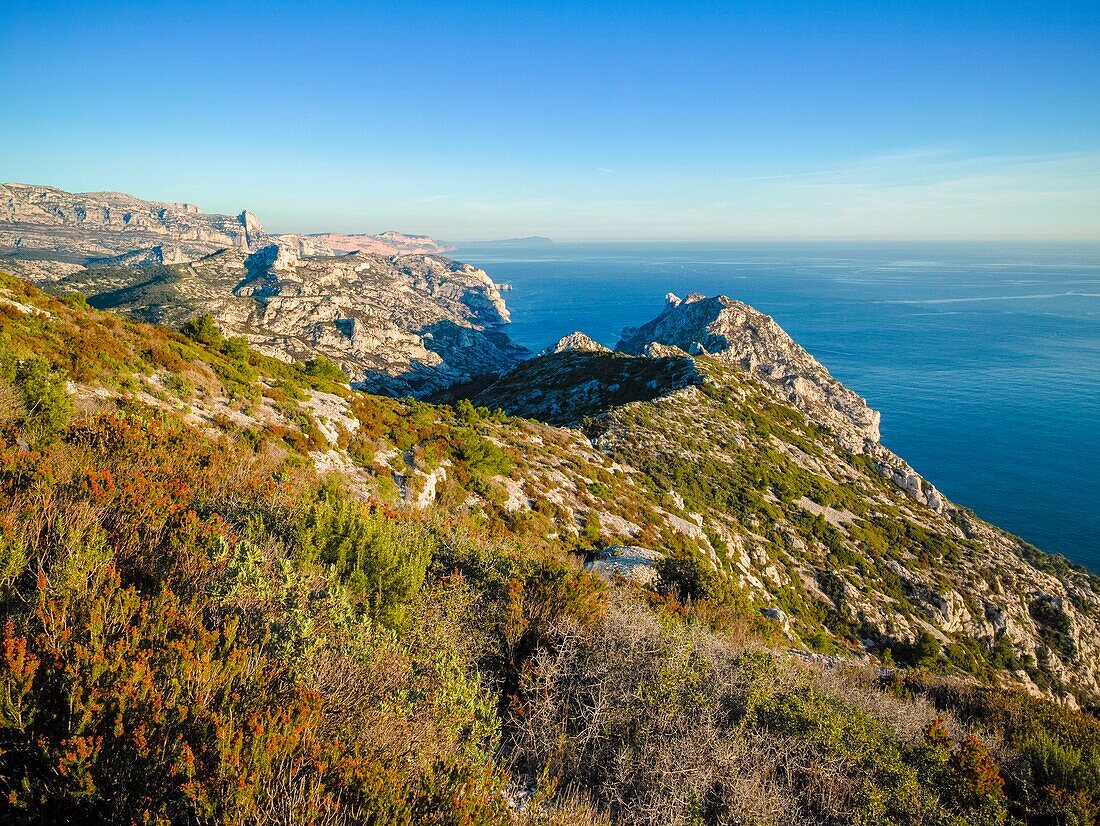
left=618, top=293, right=880, bottom=450
left=617, top=293, right=947, bottom=512
left=0, top=183, right=272, bottom=260
left=217, top=249, right=519, bottom=395
left=584, top=546, right=664, bottom=585
left=87, top=245, right=191, bottom=269
left=1, top=183, right=522, bottom=396
left=310, top=230, right=453, bottom=256
left=541, top=332, right=610, bottom=355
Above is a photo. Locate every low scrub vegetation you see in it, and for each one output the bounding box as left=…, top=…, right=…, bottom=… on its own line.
left=0, top=271, right=1097, bottom=823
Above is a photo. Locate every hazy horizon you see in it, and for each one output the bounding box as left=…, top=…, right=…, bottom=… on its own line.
left=2, top=1, right=1098, bottom=241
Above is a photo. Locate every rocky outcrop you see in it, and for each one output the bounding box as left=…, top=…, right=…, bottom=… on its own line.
left=170, top=247, right=520, bottom=395
left=616, top=293, right=949, bottom=512
left=86, top=245, right=191, bottom=269
left=618, top=293, right=880, bottom=450
left=444, top=349, right=704, bottom=426
left=541, top=332, right=610, bottom=355
left=584, top=546, right=664, bottom=585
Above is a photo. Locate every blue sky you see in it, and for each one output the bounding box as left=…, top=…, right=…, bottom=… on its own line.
left=1, top=1, right=1098, bottom=240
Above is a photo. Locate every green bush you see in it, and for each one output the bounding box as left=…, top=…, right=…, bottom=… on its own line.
left=221, top=334, right=250, bottom=362
left=180, top=313, right=225, bottom=349
left=14, top=357, right=72, bottom=443
left=293, top=487, right=434, bottom=626
left=303, top=355, right=346, bottom=383
left=656, top=554, right=717, bottom=602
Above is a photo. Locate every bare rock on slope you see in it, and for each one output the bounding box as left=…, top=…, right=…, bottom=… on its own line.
left=585, top=546, right=664, bottom=585
left=541, top=331, right=611, bottom=355
left=618, top=292, right=881, bottom=451
left=616, top=293, right=948, bottom=512
left=175, top=247, right=520, bottom=395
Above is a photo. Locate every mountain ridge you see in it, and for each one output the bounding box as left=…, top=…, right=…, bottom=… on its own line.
left=1, top=182, right=520, bottom=394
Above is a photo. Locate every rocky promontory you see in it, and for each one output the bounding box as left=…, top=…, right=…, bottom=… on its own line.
left=617, top=292, right=880, bottom=450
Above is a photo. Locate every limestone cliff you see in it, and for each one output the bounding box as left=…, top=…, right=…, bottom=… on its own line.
left=617, top=293, right=946, bottom=512
left=0, top=183, right=272, bottom=262
left=617, top=292, right=881, bottom=449
left=0, top=183, right=522, bottom=395
left=457, top=316, right=1099, bottom=702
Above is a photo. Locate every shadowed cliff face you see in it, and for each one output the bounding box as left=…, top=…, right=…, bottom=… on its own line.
left=437, top=347, right=704, bottom=425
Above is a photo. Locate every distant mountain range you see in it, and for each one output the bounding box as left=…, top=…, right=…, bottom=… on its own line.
left=457, top=235, right=555, bottom=248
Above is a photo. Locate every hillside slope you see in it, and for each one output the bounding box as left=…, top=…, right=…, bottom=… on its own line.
left=2, top=271, right=1099, bottom=823
left=461, top=350, right=1098, bottom=702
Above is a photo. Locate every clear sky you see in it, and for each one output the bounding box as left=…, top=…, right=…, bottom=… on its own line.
left=1, top=0, right=1098, bottom=241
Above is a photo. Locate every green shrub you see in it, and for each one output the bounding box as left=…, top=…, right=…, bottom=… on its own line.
left=303, top=355, right=346, bottom=383
left=656, top=554, right=716, bottom=602
left=14, top=357, right=72, bottom=443
left=293, top=488, right=433, bottom=626
left=222, top=335, right=250, bottom=362
left=180, top=313, right=225, bottom=349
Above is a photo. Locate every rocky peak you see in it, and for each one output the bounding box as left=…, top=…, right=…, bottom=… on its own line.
left=542, top=332, right=611, bottom=355
left=615, top=293, right=955, bottom=512
left=237, top=210, right=265, bottom=247
left=618, top=294, right=881, bottom=451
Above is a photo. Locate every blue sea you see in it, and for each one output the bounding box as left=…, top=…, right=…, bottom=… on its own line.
left=455, top=242, right=1100, bottom=573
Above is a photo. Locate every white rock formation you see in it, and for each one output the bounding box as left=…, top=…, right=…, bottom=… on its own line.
left=618, top=293, right=880, bottom=449
left=617, top=293, right=949, bottom=511
left=184, top=247, right=520, bottom=395
left=584, top=545, right=664, bottom=585
left=541, top=331, right=611, bottom=355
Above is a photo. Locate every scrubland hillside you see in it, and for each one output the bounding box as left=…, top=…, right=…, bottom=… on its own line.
left=1, top=272, right=1098, bottom=825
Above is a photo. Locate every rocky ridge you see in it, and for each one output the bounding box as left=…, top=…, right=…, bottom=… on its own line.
left=618, top=292, right=881, bottom=449
left=617, top=292, right=946, bottom=512
left=448, top=297, right=1099, bottom=701
left=1, top=183, right=520, bottom=394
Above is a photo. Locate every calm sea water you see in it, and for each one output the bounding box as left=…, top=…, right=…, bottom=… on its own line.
left=455, top=242, right=1100, bottom=572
